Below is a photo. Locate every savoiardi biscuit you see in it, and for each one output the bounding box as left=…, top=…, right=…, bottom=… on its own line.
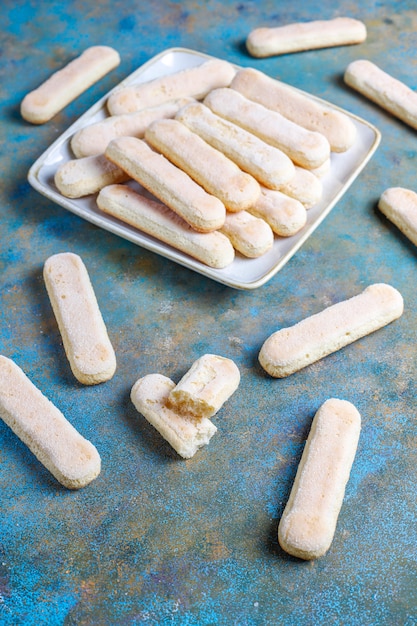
left=247, top=186, right=307, bottom=237
left=97, top=184, right=235, bottom=269
left=105, top=136, right=226, bottom=233
left=43, top=252, right=116, bottom=385
left=231, top=67, right=357, bottom=153
left=378, top=187, right=417, bottom=246
left=204, top=87, right=331, bottom=170
left=71, top=98, right=195, bottom=158
left=54, top=153, right=129, bottom=198
left=0, top=355, right=101, bottom=489
left=259, top=283, right=404, bottom=377
left=344, top=59, right=417, bottom=130
left=107, top=58, right=237, bottom=115
left=145, top=118, right=261, bottom=212
left=278, top=165, right=323, bottom=209
left=219, top=210, right=274, bottom=258
left=247, top=17, right=366, bottom=58
left=21, top=45, right=120, bottom=124
left=278, top=398, right=361, bottom=560
left=176, top=101, right=295, bottom=190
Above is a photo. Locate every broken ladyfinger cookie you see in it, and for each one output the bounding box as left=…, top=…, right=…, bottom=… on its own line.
left=131, top=373, right=217, bottom=459
left=168, top=354, right=240, bottom=419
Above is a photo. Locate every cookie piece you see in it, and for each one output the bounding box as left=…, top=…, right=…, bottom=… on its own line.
left=168, top=354, right=240, bottom=419
left=131, top=373, right=217, bottom=459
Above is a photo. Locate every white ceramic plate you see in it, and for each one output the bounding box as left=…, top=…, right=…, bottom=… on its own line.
left=28, top=47, right=381, bottom=290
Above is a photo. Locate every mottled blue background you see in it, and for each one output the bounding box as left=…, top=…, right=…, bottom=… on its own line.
left=0, top=1, right=416, bottom=624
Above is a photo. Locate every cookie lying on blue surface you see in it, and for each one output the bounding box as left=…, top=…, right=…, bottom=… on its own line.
left=0, top=356, right=101, bottom=489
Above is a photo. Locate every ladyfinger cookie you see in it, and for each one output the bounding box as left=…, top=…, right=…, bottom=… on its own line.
left=21, top=46, right=120, bottom=124
left=145, top=118, right=260, bottom=213
left=54, top=154, right=129, bottom=198
left=131, top=374, right=217, bottom=459
left=71, top=98, right=195, bottom=158
left=168, top=354, right=240, bottom=419
left=309, top=157, right=331, bottom=178
left=344, top=59, right=417, bottom=130
left=247, top=17, right=366, bottom=58
left=247, top=186, right=307, bottom=237
left=278, top=398, right=361, bottom=560
left=279, top=166, right=323, bottom=209
left=107, top=59, right=236, bottom=115
left=204, top=88, right=331, bottom=170
left=378, top=187, right=417, bottom=247
left=259, top=283, right=403, bottom=377
left=176, top=102, right=295, bottom=190
left=220, top=211, right=274, bottom=258
left=97, top=184, right=235, bottom=269
left=44, top=252, right=116, bottom=385
left=0, top=356, right=101, bottom=489
left=231, top=68, right=357, bottom=153
left=105, top=136, right=226, bottom=233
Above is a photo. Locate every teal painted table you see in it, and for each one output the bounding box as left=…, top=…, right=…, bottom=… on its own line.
left=1, top=1, right=416, bottom=624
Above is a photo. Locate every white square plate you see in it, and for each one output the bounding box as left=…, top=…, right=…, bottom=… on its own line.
left=28, top=47, right=381, bottom=290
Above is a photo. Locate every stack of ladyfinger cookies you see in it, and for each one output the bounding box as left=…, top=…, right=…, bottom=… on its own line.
left=50, top=56, right=360, bottom=269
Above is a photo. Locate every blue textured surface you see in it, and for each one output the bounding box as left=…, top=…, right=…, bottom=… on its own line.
left=1, top=1, right=417, bottom=624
